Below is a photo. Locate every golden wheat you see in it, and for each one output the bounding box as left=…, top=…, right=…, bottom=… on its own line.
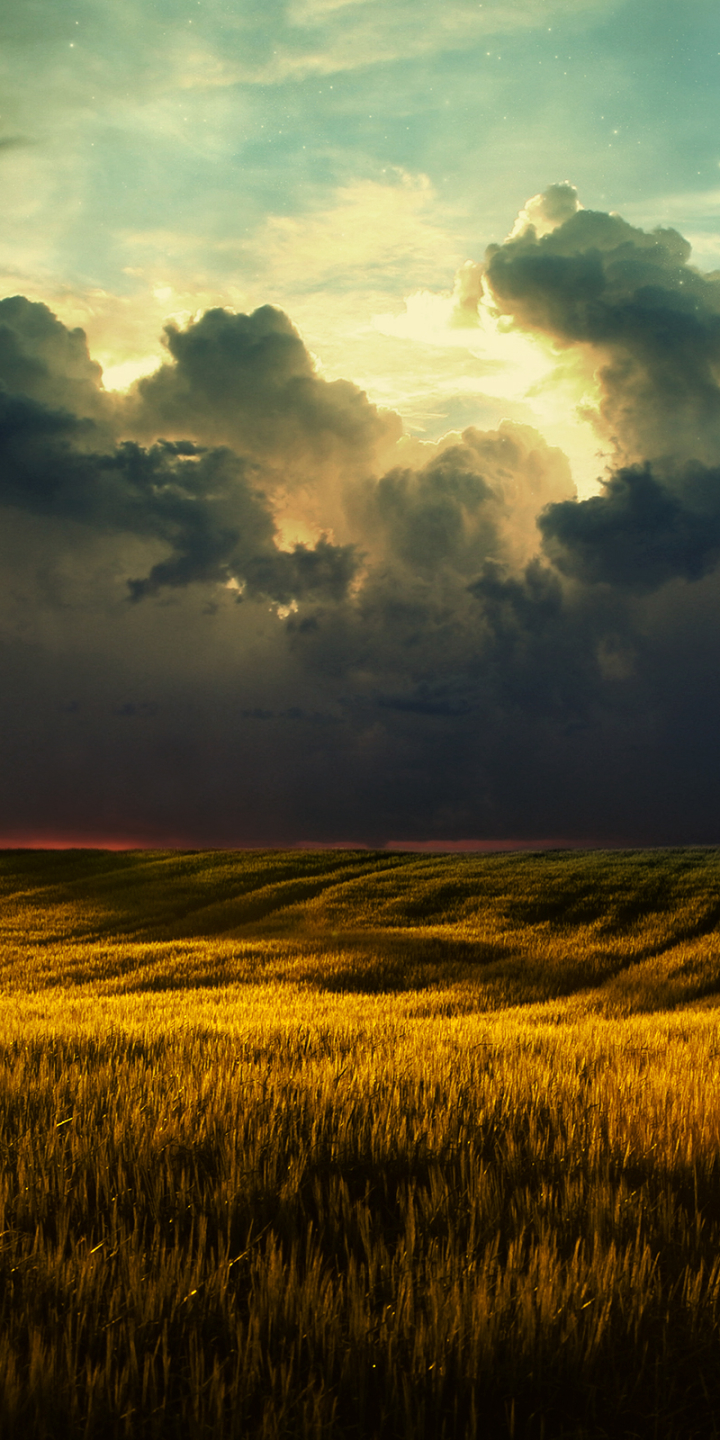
left=1, top=848, right=720, bottom=1437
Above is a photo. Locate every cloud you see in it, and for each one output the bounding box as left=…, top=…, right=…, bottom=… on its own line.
left=42, top=0, right=611, bottom=98
left=507, top=181, right=582, bottom=241
left=4, top=191, right=720, bottom=845
left=539, top=461, right=720, bottom=591
left=127, top=303, right=399, bottom=478
left=484, top=199, right=720, bottom=468
left=244, top=175, right=454, bottom=298
left=208, top=0, right=621, bottom=86
left=371, top=249, right=603, bottom=495
left=359, top=422, right=574, bottom=574
left=0, top=0, right=621, bottom=139
left=0, top=295, right=107, bottom=423
left=0, top=316, right=361, bottom=607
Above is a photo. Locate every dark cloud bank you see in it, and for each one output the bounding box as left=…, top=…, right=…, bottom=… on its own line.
left=3, top=189, right=720, bottom=846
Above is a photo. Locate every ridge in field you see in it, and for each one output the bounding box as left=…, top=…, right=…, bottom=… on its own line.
left=2, top=846, right=720, bottom=1013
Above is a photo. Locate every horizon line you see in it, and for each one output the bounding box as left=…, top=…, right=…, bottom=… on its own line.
left=0, top=834, right=644, bottom=853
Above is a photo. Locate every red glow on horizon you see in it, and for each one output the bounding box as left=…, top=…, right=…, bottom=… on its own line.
left=0, top=834, right=190, bottom=851
left=0, top=834, right=598, bottom=853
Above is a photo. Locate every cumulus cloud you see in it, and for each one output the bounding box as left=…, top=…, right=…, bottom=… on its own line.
left=0, top=302, right=362, bottom=608
left=485, top=201, right=720, bottom=467
left=507, top=181, right=582, bottom=241
left=126, top=304, right=399, bottom=472
left=359, top=422, right=574, bottom=575
left=4, top=190, right=720, bottom=845
left=540, top=461, right=720, bottom=591
left=0, top=296, right=109, bottom=425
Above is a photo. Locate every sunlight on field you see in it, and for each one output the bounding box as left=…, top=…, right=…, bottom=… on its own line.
left=2, top=848, right=720, bottom=1437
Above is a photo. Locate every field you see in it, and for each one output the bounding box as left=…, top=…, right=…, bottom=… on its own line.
left=2, top=846, right=720, bottom=1439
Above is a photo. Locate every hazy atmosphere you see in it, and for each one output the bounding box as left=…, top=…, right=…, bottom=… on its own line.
left=2, top=0, right=720, bottom=846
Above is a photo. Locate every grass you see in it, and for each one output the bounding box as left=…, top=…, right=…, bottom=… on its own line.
left=2, top=846, right=720, bottom=1437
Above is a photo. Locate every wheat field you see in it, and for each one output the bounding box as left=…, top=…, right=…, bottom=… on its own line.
left=2, top=846, right=720, bottom=1438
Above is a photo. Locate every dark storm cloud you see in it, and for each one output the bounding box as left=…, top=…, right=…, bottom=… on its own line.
left=127, top=304, right=400, bottom=469
left=0, top=311, right=359, bottom=606
left=0, top=296, right=109, bottom=424
left=539, top=462, right=720, bottom=591
left=242, top=537, right=358, bottom=608
left=5, top=193, right=720, bottom=847
left=484, top=207, right=720, bottom=466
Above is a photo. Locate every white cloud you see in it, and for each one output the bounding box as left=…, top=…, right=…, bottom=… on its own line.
left=507, top=181, right=582, bottom=240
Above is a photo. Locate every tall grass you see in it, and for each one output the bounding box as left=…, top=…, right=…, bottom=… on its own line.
left=1, top=848, right=720, bottom=1437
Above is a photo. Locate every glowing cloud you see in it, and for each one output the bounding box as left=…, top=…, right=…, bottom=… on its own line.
left=1, top=187, right=720, bottom=847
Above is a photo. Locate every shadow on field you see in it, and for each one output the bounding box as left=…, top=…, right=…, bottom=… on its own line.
left=9, top=925, right=719, bottom=1018
left=292, top=929, right=720, bottom=1013
left=3, top=846, right=720, bottom=1012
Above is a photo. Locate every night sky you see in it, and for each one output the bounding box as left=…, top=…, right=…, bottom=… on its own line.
left=1, top=0, right=720, bottom=847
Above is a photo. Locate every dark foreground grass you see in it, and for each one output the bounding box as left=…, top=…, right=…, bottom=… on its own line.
left=2, top=847, right=720, bottom=1438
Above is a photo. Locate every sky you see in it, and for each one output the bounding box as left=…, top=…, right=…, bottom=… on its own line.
left=1, top=0, right=720, bottom=847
